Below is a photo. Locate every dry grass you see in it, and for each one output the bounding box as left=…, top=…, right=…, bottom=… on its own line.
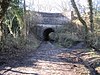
left=0, top=33, right=40, bottom=60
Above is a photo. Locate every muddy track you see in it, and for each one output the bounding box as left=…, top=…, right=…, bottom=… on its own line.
left=69, top=42, right=100, bottom=75
left=67, top=50, right=97, bottom=75
left=0, top=41, right=99, bottom=75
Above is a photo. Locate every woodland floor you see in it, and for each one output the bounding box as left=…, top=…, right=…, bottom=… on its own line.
left=0, top=41, right=100, bottom=75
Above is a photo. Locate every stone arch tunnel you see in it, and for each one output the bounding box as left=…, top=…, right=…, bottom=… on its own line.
left=31, top=11, right=70, bottom=41
left=33, top=25, right=56, bottom=41
left=43, top=28, right=54, bottom=41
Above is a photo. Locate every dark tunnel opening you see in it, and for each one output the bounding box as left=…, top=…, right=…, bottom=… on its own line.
left=43, top=28, right=54, bottom=41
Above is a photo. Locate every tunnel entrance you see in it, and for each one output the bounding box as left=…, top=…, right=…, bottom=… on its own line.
left=43, top=28, right=54, bottom=41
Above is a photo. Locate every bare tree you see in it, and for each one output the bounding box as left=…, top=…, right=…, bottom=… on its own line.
left=88, top=0, right=94, bottom=33
left=21, top=0, right=27, bottom=39
left=71, top=0, right=100, bottom=52
left=71, top=0, right=89, bottom=43
left=93, top=0, right=100, bottom=16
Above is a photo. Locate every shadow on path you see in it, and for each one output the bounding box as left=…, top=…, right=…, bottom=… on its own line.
left=0, top=41, right=100, bottom=75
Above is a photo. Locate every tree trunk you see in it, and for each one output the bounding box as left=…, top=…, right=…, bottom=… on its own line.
left=22, top=0, right=27, bottom=39
left=88, top=0, right=94, bottom=33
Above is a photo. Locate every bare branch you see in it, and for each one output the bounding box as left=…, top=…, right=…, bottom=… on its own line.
left=71, top=0, right=88, bottom=32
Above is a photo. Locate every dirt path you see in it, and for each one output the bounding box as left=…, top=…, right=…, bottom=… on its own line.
left=0, top=42, right=99, bottom=75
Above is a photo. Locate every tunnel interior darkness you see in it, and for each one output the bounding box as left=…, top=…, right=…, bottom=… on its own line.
left=43, top=28, right=54, bottom=41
